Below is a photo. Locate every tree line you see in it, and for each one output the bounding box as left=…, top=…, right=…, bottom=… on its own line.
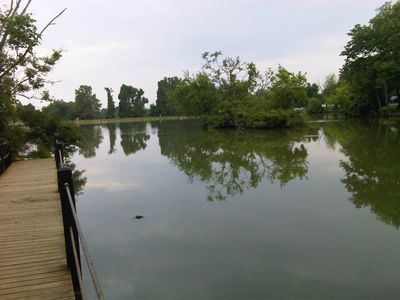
left=45, top=64, right=336, bottom=124
left=43, top=84, right=148, bottom=120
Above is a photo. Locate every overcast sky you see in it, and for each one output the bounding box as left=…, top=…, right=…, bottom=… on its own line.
left=27, top=0, right=387, bottom=108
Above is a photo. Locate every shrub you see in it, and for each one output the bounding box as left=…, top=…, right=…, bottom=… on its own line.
left=205, top=98, right=307, bottom=129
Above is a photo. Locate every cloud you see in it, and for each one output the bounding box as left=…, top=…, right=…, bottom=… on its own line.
left=27, top=0, right=386, bottom=108
left=255, top=35, right=350, bottom=84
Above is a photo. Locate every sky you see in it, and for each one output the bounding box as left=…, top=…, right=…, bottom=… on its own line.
left=26, top=0, right=388, bottom=108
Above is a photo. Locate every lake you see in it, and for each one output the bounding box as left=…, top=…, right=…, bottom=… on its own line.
left=71, top=119, right=400, bottom=299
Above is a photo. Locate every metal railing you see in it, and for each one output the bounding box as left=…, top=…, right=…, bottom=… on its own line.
left=0, top=141, right=12, bottom=175
left=55, top=140, right=105, bottom=300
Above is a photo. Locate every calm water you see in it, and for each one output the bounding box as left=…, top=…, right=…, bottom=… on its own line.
left=71, top=120, right=400, bottom=299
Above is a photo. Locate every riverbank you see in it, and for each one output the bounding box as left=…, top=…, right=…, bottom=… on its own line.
left=75, top=116, right=192, bottom=125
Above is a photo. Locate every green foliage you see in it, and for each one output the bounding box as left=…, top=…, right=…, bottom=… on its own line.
left=0, top=1, right=64, bottom=138
left=105, top=87, right=115, bottom=119
left=74, top=85, right=101, bottom=119
left=381, top=104, right=399, bottom=117
left=10, top=104, right=80, bottom=158
left=152, top=77, right=181, bottom=116
left=41, top=100, right=76, bottom=119
left=340, top=1, right=400, bottom=115
left=169, top=52, right=308, bottom=129
left=268, top=66, right=308, bottom=109
left=321, top=74, right=338, bottom=99
left=206, top=98, right=306, bottom=129
left=307, top=97, right=323, bottom=114
left=170, top=73, right=219, bottom=116
left=149, top=103, right=159, bottom=116
left=306, top=83, right=320, bottom=98
left=118, top=84, right=148, bottom=118
left=326, top=81, right=359, bottom=116
left=201, top=51, right=260, bottom=101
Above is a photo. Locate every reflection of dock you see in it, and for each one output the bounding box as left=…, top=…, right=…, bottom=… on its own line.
left=0, top=159, right=74, bottom=299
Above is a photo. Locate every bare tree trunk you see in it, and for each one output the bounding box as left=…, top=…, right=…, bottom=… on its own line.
left=375, top=88, right=383, bottom=115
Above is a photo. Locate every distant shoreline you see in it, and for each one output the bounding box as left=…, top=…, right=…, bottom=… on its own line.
left=74, top=116, right=194, bottom=126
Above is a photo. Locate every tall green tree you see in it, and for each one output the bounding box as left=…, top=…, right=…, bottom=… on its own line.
left=306, top=83, right=320, bottom=98
left=169, top=73, right=219, bottom=116
left=154, top=77, right=181, bottom=116
left=340, top=1, right=400, bottom=115
left=118, top=84, right=148, bottom=118
left=268, top=66, right=308, bottom=109
left=105, top=87, right=115, bottom=119
left=74, top=85, right=101, bottom=119
left=321, top=74, right=338, bottom=99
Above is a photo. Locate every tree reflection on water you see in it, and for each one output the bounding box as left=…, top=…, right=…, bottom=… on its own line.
left=119, top=123, right=150, bottom=155
left=323, top=120, right=400, bottom=227
left=158, top=121, right=310, bottom=200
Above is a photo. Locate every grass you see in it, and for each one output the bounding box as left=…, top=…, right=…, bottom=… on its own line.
left=74, top=115, right=193, bottom=125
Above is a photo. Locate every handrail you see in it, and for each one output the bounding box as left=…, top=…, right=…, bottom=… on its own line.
left=65, top=183, right=105, bottom=299
left=55, top=139, right=105, bottom=300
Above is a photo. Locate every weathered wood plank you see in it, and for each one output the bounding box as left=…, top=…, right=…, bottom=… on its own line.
left=0, top=159, right=74, bottom=299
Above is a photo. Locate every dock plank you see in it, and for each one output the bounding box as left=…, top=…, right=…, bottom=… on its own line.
left=0, top=159, right=75, bottom=299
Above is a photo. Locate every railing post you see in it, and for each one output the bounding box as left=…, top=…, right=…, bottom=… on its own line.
left=54, top=140, right=64, bottom=169
left=57, top=167, right=82, bottom=299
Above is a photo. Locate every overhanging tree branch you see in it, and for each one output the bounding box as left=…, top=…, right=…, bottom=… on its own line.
left=0, top=7, right=66, bottom=82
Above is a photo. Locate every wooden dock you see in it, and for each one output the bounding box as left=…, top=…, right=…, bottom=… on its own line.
left=0, top=159, right=74, bottom=299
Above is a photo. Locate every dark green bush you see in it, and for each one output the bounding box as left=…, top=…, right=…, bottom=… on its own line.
left=205, top=99, right=307, bottom=129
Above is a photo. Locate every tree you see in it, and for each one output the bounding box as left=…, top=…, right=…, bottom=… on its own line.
left=0, top=1, right=65, bottom=135
left=169, top=73, right=219, bottom=116
left=169, top=52, right=307, bottom=129
left=201, top=51, right=260, bottom=102
left=118, top=84, right=148, bottom=118
left=15, top=103, right=79, bottom=158
left=0, top=2, right=80, bottom=158
left=154, top=77, right=181, bottom=116
left=74, top=85, right=101, bottom=119
left=268, top=66, right=308, bottom=109
left=149, top=103, right=160, bottom=116
left=105, top=87, right=115, bottom=119
left=321, top=74, right=338, bottom=99
left=326, top=81, right=358, bottom=116
left=306, top=83, right=320, bottom=98
left=42, top=100, right=76, bottom=119
left=306, top=82, right=322, bottom=114
left=340, top=1, right=400, bottom=115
